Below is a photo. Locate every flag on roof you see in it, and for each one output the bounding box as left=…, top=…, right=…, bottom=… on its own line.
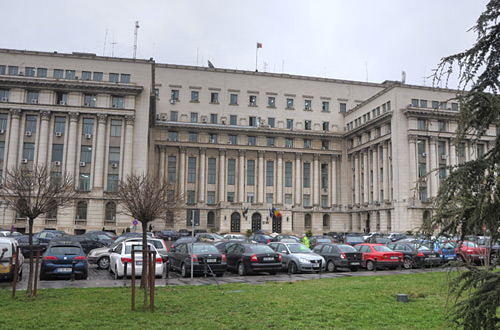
left=257, top=42, right=263, bottom=49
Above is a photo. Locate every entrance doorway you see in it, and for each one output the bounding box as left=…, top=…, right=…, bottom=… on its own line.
left=230, top=212, right=241, bottom=232
left=272, top=216, right=282, bottom=233
left=251, top=213, right=261, bottom=232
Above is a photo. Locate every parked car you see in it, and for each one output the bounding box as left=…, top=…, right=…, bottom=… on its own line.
left=169, top=242, right=227, bottom=277
left=0, top=237, right=24, bottom=281
left=312, top=243, right=363, bottom=272
left=344, top=235, right=365, bottom=246
left=34, top=230, right=69, bottom=244
left=155, top=230, right=181, bottom=241
left=387, top=233, right=406, bottom=242
left=14, top=235, right=48, bottom=257
left=323, top=232, right=343, bottom=242
left=309, top=236, right=335, bottom=250
left=214, top=239, right=255, bottom=253
left=434, top=241, right=457, bottom=263
left=476, top=237, right=500, bottom=265
left=386, top=242, right=441, bottom=269
left=270, top=235, right=301, bottom=243
left=225, top=243, right=282, bottom=275
left=354, top=243, right=403, bottom=271
left=170, top=237, right=199, bottom=251
left=196, top=233, right=224, bottom=242
left=0, top=230, right=22, bottom=237
left=268, top=242, right=326, bottom=274
left=453, top=240, right=486, bottom=264
left=178, top=229, right=191, bottom=237
left=249, top=234, right=272, bottom=244
left=39, top=240, right=88, bottom=280
left=51, top=233, right=113, bottom=255
left=109, top=241, right=164, bottom=279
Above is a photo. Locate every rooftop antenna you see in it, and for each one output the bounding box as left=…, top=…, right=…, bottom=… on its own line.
left=103, top=29, right=108, bottom=56
left=111, top=37, right=117, bottom=57
left=133, top=20, right=140, bottom=59
left=402, top=71, right=407, bottom=84
left=365, top=61, right=369, bottom=82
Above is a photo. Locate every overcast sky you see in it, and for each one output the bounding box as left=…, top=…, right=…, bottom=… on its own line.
left=3, top=1, right=487, bottom=87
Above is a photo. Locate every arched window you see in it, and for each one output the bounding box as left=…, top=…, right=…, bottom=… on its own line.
left=77, top=201, right=87, bottom=220
left=105, top=202, right=116, bottom=221
left=207, top=211, right=215, bottom=228
left=230, top=212, right=241, bottom=233
left=304, top=214, right=312, bottom=230
left=322, top=214, right=330, bottom=228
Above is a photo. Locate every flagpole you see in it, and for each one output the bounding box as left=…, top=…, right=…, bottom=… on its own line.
left=255, top=45, right=258, bottom=72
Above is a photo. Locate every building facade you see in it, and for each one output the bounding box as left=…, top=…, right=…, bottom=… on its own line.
left=0, top=49, right=495, bottom=235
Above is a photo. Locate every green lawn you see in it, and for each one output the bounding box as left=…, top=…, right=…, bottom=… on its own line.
left=0, top=272, right=455, bottom=329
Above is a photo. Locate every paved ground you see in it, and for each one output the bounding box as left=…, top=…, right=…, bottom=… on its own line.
left=0, top=263, right=449, bottom=290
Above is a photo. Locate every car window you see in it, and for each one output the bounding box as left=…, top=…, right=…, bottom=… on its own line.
left=193, top=245, right=219, bottom=254
left=249, top=245, right=274, bottom=254
left=115, top=244, right=123, bottom=254
left=373, top=245, right=393, bottom=252
left=287, top=244, right=312, bottom=254
left=312, top=245, right=323, bottom=253
left=337, top=245, right=356, bottom=253
left=150, top=240, right=164, bottom=249
left=49, top=246, right=81, bottom=255
left=360, top=245, right=370, bottom=253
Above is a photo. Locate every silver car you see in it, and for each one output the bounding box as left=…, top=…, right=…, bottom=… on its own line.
left=268, top=242, right=326, bottom=274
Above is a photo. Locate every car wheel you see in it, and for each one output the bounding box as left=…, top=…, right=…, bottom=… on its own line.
left=181, top=263, right=189, bottom=278
left=288, top=262, right=298, bottom=274
left=237, top=262, right=247, bottom=276
left=326, top=260, right=336, bottom=273
left=98, top=257, right=110, bottom=270
left=366, top=260, right=375, bottom=271
left=216, top=273, right=224, bottom=277
left=350, top=267, right=358, bottom=272
left=403, top=258, right=412, bottom=269
left=269, top=271, right=277, bottom=275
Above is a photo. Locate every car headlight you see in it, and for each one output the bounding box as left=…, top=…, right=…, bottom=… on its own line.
left=299, top=258, right=309, bottom=264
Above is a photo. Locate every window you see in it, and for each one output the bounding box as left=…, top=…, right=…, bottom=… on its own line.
left=8, top=66, right=18, bottom=76
left=440, top=102, right=447, bottom=110
left=168, top=131, right=178, bottom=141
left=53, top=69, right=63, bottom=79
left=110, top=119, right=122, bottom=137
left=417, top=119, right=426, bottom=130
left=190, top=112, right=198, bottom=123
left=249, top=116, right=257, bottom=127
left=207, top=191, right=216, bottom=205
left=304, top=120, right=311, bottom=130
left=478, top=144, right=485, bottom=157
left=53, top=116, right=65, bottom=134
left=268, top=117, right=275, bottom=128
left=321, top=164, right=328, bottom=189
left=432, top=100, right=439, bottom=109
left=268, top=97, right=275, bottom=107
left=23, top=143, right=35, bottom=161
left=249, top=95, right=257, bottom=106
left=420, top=99, right=428, bottom=108
left=267, top=137, right=274, bottom=146
left=411, top=99, right=419, bottom=107
left=246, top=192, right=255, bottom=203
left=339, top=102, right=347, bottom=113
left=188, top=157, right=197, bottom=183
left=82, top=71, right=91, bottom=80
left=155, top=88, right=160, bottom=100
left=227, top=159, right=235, bottom=185
left=227, top=192, right=235, bottom=202
left=80, top=146, right=92, bottom=163
left=321, top=140, right=329, bottom=150
left=52, top=144, right=63, bottom=162
left=230, top=94, right=238, bottom=105
left=189, top=132, right=198, bottom=142
left=78, top=174, right=90, bottom=191
left=286, top=98, right=294, bottom=109
left=419, top=187, right=427, bottom=202
left=303, top=163, right=311, bottom=188
left=77, top=201, right=88, bottom=219
left=304, top=100, right=312, bottom=110
left=286, top=119, right=294, bottom=130
left=228, top=135, right=237, bottom=145
left=266, top=160, right=274, bottom=186
left=304, top=139, right=311, bottom=149
left=109, top=73, right=119, bottom=82
left=109, top=147, right=120, bottom=164
left=56, top=92, right=68, bottom=105
left=84, top=94, right=96, bottom=107
left=210, top=113, right=218, bottom=124
left=322, top=101, right=329, bottom=112
left=25, top=67, right=35, bottom=77
left=120, top=74, right=131, bottom=83
left=248, top=136, right=256, bottom=146
left=65, top=70, right=76, bottom=80
left=418, top=163, right=427, bottom=178
left=107, top=175, right=119, bottom=192
left=285, top=194, right=292, bottom=205
left=191, top=91, right=199, bottom=102
left=322, top=122, right=329, bottom=131
left=210, top=92, right=219, bottom=103
left=93, top=72, right=103, bottom=81
left=82, top=118, right=94, bottom=135
left=112, top=96, right=124, bottom=109
left=25, top=115, right=37, bottom=133
left=266, top=193, right=273, bottom=204
left=170, top=111, right=178, bottom=121
left=439, top=168, right=447, bottom=181
left=438, top=120, right=446, bottom=132
left=247, top=160, right=255, bottom=185
left=417, top=139, right=426, bottom=155
left=0, top=141, right=4, bottom=161
left=451, top=102, right=459, bottom=111
left=285, top=138, right=293, bottom=148
left=207, top=158, right=216, bottom=184
left=171, top=89, right=179, bottom=101
left=303, top=195, right=311, bottom=207
left=167, top=156, right=176, bottom=182
left=230, top=115, right=237, bottom=125
left=285, top=162, right=293, bottom=187
left=27, top=91, right=38, bottom=103
left=187, top=191, right=195, bottom=204
left=105, top=202, right=117, bottom=220
left=0, top=65, right=4, bottom=75
left=209, top=133, right=217, bottom=143
left=321, top=196, right=329, bottom=208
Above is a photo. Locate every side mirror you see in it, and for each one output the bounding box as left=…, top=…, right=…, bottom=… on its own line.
left=108, top=249, right=113, bottom=253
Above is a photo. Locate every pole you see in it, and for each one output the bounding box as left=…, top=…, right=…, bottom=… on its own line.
left=191, top=209, right=194, bottom=281
left=255, top=46, right=258, bottom=72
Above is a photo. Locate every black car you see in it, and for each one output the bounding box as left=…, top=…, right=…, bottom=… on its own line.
left=170, top=237, right=199, bottom=251
left=387, top=242, right=441, bottom=269
left=214, top=239, right=255, bottom=253
left=14, top=235, right=48, bottom=257
left=225, top=243, right=281, bottom=275
left=178, top=229, right=191, bottom=237
left=51, top=234, right=112, bottom=255
left=155, top=230, right=181, bottom=241
left=312, top=243, right=363, bottom=272
left=309, top=236, right=335, bottom=250
left=248, top=234, right=272, bottom=244
left=34, top=230, right=69, bottom=245
left=40, top=241, right=88, bottom=280
left=169, top=242, right=226, bottom=277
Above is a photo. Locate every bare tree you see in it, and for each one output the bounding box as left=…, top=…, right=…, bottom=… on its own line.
left=116, top=173, right=180, bottom=307
left=0, top=164, right=76, bottom=297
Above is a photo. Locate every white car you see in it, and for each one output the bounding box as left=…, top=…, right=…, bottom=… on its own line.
left=109, top=241, right=164, bottom=279
left=0, top=237, right=24, bottom=281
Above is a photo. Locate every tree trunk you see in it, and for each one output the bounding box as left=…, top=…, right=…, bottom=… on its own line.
left=27, top=218, right=34, bottom=297
left=141, top=221, right=149, bottom=307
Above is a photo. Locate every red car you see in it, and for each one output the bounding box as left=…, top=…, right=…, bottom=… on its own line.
left=354, top=243, right=403, bottom=271
left=453, top=241, right=486, bottom=265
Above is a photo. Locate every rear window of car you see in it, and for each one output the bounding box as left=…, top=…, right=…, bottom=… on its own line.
left=372, top=245, right=392, bottom=252
left=248, top=245, right=274, bottom=254
left=193, top=245, right=219, bottom=254
left=49, top=246, right=81, bottom=255
left=337, top=245, right=357, bottom=253
left=288, top=244, right=312, bottom=254
left=124, top=244, right=154, bottom=254
left=150, top=241, right=165, bottom=249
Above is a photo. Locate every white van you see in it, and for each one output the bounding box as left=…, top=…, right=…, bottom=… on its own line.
left=0, top=237, right=24, bottom=280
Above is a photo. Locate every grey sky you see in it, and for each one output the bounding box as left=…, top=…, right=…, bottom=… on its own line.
left=4, top=1, right=487, bottom=87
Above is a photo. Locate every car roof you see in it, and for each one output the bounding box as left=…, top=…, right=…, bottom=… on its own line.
left=47, top=240, right=83, bottom=247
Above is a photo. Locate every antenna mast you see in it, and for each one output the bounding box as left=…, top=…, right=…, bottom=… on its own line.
left=133, top=20, right=140, bottom=59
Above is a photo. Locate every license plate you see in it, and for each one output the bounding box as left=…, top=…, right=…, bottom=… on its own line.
left=207, top=259, right=217, bottom=263
left=0, top=264, right=10, bottom=274
left=263, top=257, right=274, bottom=262
left=57, top=268, right=72, bottom=273
left=350, top=262, right=360, bottom=266
left=390, top=256, right=399, bottom=260
left=136, top=261, right=142, bottom=266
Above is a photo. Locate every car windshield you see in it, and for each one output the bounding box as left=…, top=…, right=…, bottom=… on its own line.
left=287, top=244, right=312, bottom=254
left=346, top=236, right=364, bottom=242
left=96, top=233, right=113, bottom=240
left=249, top=245, right=274, bottom=254
left=440, top=242, right=455, bottom=249
left=211, top=234, right=224, bottom=239
left=338, top=245, right=357, bottom=253
left=372, top=245, right=392, bottom=252
left=124, top=244, right=153, bottom=254
left=49, top=246, right=81, bottom=255
left=193, top=245, right=219, bottom=254
left=315, top=239, right=331, bottom=244
left=149, top=240, right=165, bottom=249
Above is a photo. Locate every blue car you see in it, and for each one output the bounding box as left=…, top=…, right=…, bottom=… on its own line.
left=39, top=241, right=88, bottom=280
left=435, top=241, right=457, bottom=263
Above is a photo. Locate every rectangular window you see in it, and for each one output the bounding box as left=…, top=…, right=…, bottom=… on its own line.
left=54, top=116, right=66, bottom=134
left=227, top=192, right=235, bottom=202
left=110, top=119, right=122, bottom=137
left=189, top=132, right=198, bottom=143
left=249, top=116, right=257, bottom=127
left=321, top=195, right=329, bottom=208
left=0, top=141, right=4, bottom=161
left=109, top=147, right=120, bottom=164
left=285, top=194, right=292, bottom=205
left=417, top=139, right=426, bottom=155
left=93, top=72, right=103, bottom=81
left=420, top=99, right=428, bottom=108
left=266, top=160, right=274, bottom=186
left=187, top=191, right=195, bottom=204
left=170, top=111, right=178, bottom=122
left=439, top=168, right=447, bottom=181
left=25, top=115, right=37, bottom=133
left=248, top=136, right=256, bottom=146
left=322, top=140, right=329, bottom=150
left=210, top=113, right=218, bottom=124
left=80, top=145, right=92, bottom=163
left=107, top=174, right=119, bottom=192
left=82, top=118, right=94, bottom=135
left=230, top=115, right=237, bottom=125
left=167, top=156, right=176, bottom=183
left=112, top=96, right=124, bottom=109
left=227, top=159, right=235, bottom=185
left=440, top=102, right=447, bottom=110
left=418, top=163, right=427, bottom=178
left=266, top=193, right=273, bottom=204
left=65, top=70, right=76, bottom=80
left=8, top=66, right=18, bottom=75
left=27, top=91, right=39, bottom=103
left=438, top=120, right=446, bottom=132
left=268, top=97, right=275, bottom=107
left=322, top=122, right=329, bottom=131
left=286, top=119, right=294, bottom=130
left=79, top=174, right=90, bottom=191
left=285, top=138, right=293, bottom=148
left=267, top=137, right=274, bottom=147
left=321, top=164, right=328, bottom=189
left=478, top=144, right=485, bottom=157
left=209, top=134, right=217, bottom=143
left=82, top=71, right=91, bottom=80
left=286, top=98, right=294, bottom=109
left=207, top=158, right=216, bottom=184
left=285, top=162, right=293, bottom=187
left=246, top=192, right=255, bottom=203
left=53, top=69, right=63, bottom=79
left=304, top=139, right=311, bottom=149
left=188, top=157, right=197, bottom=183
left=432, top=100, right=439, bottom=109
left=211, top=92, right=219, bottom=103
left=0, top=65, right=5, bottom=75
left=84, top=94, right=96, bottom=107
left=419, top=187, right=427, bottom=202
left=120, top=74, right=131, bottom=83
left=0, top=89, right=8, bottom=102
left=417, top=119, right=426, bottom=130
left=303, top=194, right=311, bottom=207
left=303, top=163, right=311, bottom=188
left=56, top=92, right=68, bottom=105
left=230, top=94, right=238, bottom=105
left=411, top=99, right=419, bottom=107
left=36, top=68, right=46, bottom=78
left=207, top=191, right=216, bottom=205
left=168, top=131, right=178, bottom=142
left=451, top=102, right=459, bottom=111
left=304, top=120, right=311, bottom=130
left=247, top=160, right=255, bottom=185
left=268, top=117, right=275, bottom=128
left=109, top=73, right=119, bottom=82
left=249, top=95, right=257, bottom=106
left=339, top=102, right=347, bottom=113
left=25, top=67, right=35, bottom=77
left=23, top=143, right=35, bottom=160
left=322, top=101, right=329, bottom=112
left=171, top=89, right=179, bottom=101
left=52, top=144, right=63, bottom=162
left=304, top=99, right=312, bottom=110
left=191, top=91, right=199, bottom=102
left=190, top=112, right=198, bottom=123
left=228, top=135, right=237, bottom=145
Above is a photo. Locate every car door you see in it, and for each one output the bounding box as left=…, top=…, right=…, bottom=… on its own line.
left=276, top=243, right=290, bottom=268
left=172, top=244, right=185, bottom=270
left=109, top=243, right=122, bottom=269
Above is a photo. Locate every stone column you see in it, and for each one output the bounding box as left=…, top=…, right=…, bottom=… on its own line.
left=122, top=115, right=134, bottom=178
left=354, top=154, right=360, bottom=204
left=218, top=149, right=225, bottom=202
left=449, top=140, right=457, bottom=169
left=179, top=147, right=186, bottom=198
left=65, top=113, right=79, bottom=178
left=238, top=150, right=245, bottom=203
left=313, top=154, right=320, bottom=206
left=93, top=114, right=107, bottom=188
left=331, top=156, right=337, bottom=205
left=276, top=152, right=283, bottom=204
left=37, top=111, right=50, bottom=165
left=159, top=146, right=166, bottom=181
left=372, top=145, right=379, bottom=203
left=257, top=151, right=264, bottom=203
left=363, top=151, right=369, bottom=204
left=429, top=136, right=438, bottom=197
left=382, top=143, right=389, bottom=202
left=199, top=148, right=206, bottom=203
left=6, top=109, right=21, bottom=169
left=408, top=135, right=417, bottom=188
left=295, top=153, right=302, bottom=205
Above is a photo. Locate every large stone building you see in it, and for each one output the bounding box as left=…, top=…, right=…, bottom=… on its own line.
left=0, top=48, right=495, bottom=235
